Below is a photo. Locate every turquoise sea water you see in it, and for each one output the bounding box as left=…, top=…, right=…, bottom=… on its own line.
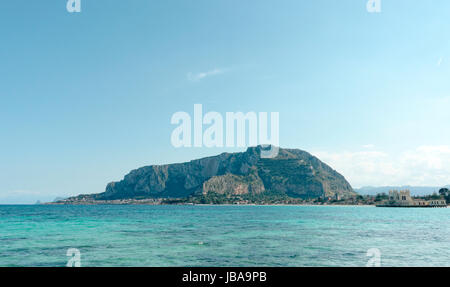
left=0, top=205, right=448, bottom=267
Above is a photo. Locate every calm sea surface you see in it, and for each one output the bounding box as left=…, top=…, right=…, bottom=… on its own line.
left=0, top=205, right=448, bottom=267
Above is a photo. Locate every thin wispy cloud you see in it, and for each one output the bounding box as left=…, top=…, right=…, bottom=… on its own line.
left=437, top=57, right=443, bottom=67
left=187, top=68, right=225, bottom=81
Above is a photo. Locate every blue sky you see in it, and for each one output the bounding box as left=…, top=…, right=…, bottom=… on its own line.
left=1, top=0, right=450, bottom=203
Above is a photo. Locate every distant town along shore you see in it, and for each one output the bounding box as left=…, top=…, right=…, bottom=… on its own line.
left=375, top=190, right=447, bottom=208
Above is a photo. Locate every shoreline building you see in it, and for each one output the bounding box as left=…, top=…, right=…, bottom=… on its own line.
left=376, top=190, right=447, bottom=208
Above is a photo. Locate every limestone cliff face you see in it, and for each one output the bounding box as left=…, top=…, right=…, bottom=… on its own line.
left=202, top=170, right=266, bottom=195
left=91, top=146, right=355, bottom=200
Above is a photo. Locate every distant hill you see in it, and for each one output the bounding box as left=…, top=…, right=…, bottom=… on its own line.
left=58, top=146, right=356, bottom=204
left=355, top=185, right=450, bottom=196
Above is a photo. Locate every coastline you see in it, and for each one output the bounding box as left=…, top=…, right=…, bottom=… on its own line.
left=44, top=201, right=447, bottom=207
left=44, top=200, right=376, bottom=207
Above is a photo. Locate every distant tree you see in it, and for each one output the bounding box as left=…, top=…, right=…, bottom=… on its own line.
left=439, top=188, right=450, bottom=204
left=375, top=193, right=388, bottom=202
left=439, top=188, right=449, bottom=196
left=431, top=192, right=441, bottom=200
